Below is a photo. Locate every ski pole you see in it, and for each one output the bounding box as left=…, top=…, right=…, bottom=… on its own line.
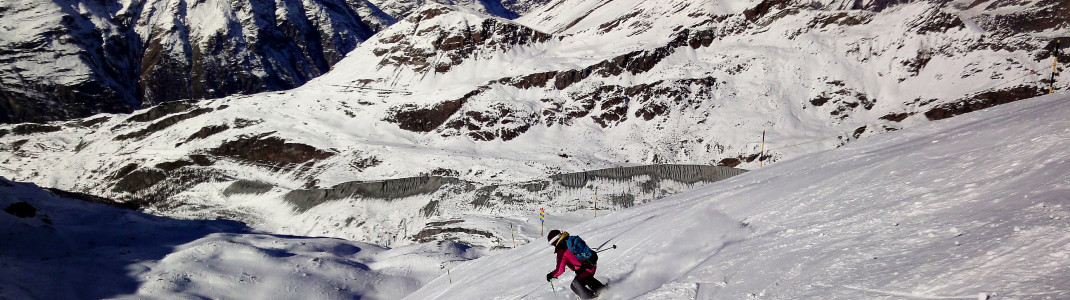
left=596, top=245, right=617, bottom=253
left=549, top=279, right=558, bottom=296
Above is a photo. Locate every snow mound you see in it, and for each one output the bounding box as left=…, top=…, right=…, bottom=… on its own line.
left=406, top=92, right=1070, bottom=299
left=0, top=178, right=477, bottom=299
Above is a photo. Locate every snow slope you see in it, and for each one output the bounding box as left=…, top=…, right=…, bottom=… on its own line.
left=0, top=177, right=479, bottom=299
left=2, top=0, right=1065, bottom=251
left=406, top=92, right=1070, bottom=299
left=1, top=0, right=1065, bottom=263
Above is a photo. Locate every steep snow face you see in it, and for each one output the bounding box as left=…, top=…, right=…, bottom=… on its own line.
left=0, top=0, right=380, bottom=124
left=0, top=0, right=140, bottom=123
left=316, top=3, right=555, bottom=91
left=132, top=0, right=377, bottom=103
left=0, top=177, right=478, bottom=299
left=519, top=0, right=757, bottom=38
left=499, top=0, right=552, bottom=15
left=405, top=92, right=1070, bottom=299
left=346, top=0, right=400, bottom=31
left=367, top=0, right=552, bottom=20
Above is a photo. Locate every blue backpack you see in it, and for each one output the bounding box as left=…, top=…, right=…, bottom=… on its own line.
left=565, top=236, right=596, bottom=265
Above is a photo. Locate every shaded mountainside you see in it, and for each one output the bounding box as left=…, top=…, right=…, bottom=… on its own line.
left=0, top=0, right=561, bottom=124
left=0, top=176, right=475, bottom=299
left=368, top=0, right=552, bottom=20
left=0, top=0, right=380, bottom=124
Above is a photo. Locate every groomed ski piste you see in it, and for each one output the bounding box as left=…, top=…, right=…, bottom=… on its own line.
left=406, top=92, right=1070, bottom=299
left=3, top=93, right=1069, bottom=299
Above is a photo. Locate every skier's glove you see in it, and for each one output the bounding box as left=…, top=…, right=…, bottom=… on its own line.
left=546, top=272, right=554, bottom=281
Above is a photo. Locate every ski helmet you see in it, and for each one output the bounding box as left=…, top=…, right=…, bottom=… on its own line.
left=547, top=230, right=561, bottom=246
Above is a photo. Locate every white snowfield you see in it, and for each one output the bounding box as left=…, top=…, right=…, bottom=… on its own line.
left=406, top=92, right=1070, bottom=299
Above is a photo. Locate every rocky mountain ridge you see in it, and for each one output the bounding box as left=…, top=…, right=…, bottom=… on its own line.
left=0, top=0, right=554, bottom=124
left=0, top=0, right=384, bottom=124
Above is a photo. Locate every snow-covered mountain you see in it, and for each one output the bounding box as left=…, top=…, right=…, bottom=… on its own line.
left=0, top=0, right=563, bottom=124
left=367, top=0, right=543, bottom=20
left=0, top=0, right=381, bottom=124
left=4, top=87, right=1068, bottom=299
left=1, top=0, right=1066, bottom=247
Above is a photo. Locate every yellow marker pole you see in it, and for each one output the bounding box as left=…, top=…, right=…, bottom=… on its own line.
left=448, top=269, right=452, bottom=283
left=1052, top=40, right=1061, bottom=94
left=510, top=223, right=516, bottom=248
left=759, top=130, right=766, bottom=168
left=594, top=190, right=598, bottom=217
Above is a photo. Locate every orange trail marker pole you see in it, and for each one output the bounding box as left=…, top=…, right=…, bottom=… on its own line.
left=1052, top=39, right=1061, bottom=94
left=759, top=130, right=766, bottom=168
left=594, top=190, right=598, bottom=217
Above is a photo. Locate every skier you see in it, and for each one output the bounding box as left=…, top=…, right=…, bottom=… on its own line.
left=546, top=229, right=606, bottom=299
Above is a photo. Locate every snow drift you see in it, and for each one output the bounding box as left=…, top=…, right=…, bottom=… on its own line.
left=0, top=177, right=478, bottom=299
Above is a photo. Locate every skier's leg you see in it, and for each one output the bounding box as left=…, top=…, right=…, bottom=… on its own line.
left=586, top=276, right=606, bottom=293
left=576, top=275, right=605, bottom=297
left=577, top=266, right=603, bottom=290
left=571, top=277, right=596, bottom=299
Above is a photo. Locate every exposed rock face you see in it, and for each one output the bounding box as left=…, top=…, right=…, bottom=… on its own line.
left=0, top=0, right=140, bottom=124
left=924, top=85, right=1046, bottom=121
left=222, top=180, right=274, bottom=196
left=370, top=5, right=552, bottom=74
left=4, top=201, right=37, bottom=218
left=385, top=99, right=465, bottom=132
left=0, top=0, right=379, bottom=124
left=208, top=133, right=337, bottom=166
left=284, top=176, right=461, bottom=212
left=135, top=0, right=378, bottom=104
left=115, top=107, right=214, bottom=141
left=368, top=0, right=548, bottom=20
left=112, top=168, right=167, bottom=194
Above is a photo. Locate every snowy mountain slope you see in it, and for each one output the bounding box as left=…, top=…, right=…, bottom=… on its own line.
left=0, top=27, right=749, bottom=249
left=0, top=0, right=381, bottom=124
left=0, top=0, right=140, bottom=123
left=518, top=0, right=758, bottom=48
left=405, top=92, right=1070, bottom=299
left=1, top=0, right=1066, bottom=260
left=367, top=0, right=553, bottom=20
left=334, top=0, right=1064, bottom=165
left=0, top=176, right=477, bottom=299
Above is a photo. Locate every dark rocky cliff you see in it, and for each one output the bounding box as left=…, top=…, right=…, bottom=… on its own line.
left=0, top=0, right=381, bottom=124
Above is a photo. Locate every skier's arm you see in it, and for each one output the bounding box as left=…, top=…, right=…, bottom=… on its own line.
left=551, top=250, right=568, bottom=278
